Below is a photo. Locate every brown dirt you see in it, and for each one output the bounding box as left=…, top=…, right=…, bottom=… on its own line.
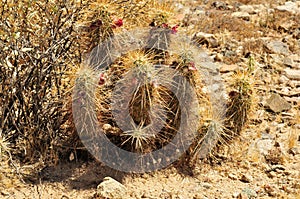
left=1, top=0, right=300, bottom=199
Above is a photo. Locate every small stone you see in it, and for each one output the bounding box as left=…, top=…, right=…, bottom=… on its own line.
left=214, top=53, right=223, bottom=62
left=193, top=32, right=219, bottom=48
left=279, top=21, right=294, bottom=31
left=202, top=182, right=212, bottom=189
left=289, top=54, right=300, bottom=62
left=276, top=1, right=300, bottom=15
left=232, top=192, right=240, bottom=198
left=268, top=171, right=277, bottom=178
left=96, top=177, right=126, bottom=199
left=231, top=12, right=250, bottom=21
left=240, top=174, right=253, bottom=183
left=288, top=147, right=299, bottom=155
left=265, top=41, right=290, bottom=55
left=278, top=75, right=289, bottom=84
left=228, top=173, right=238, bottom=180
left=284, top=68, right=300, bottom=80
left=242, top=187, right=257, bottom=198
left=283, top=57, right=294, bottom=67
left=238, top=5, right=255, bottom=14
left=265, top=93, right=292, bottom=113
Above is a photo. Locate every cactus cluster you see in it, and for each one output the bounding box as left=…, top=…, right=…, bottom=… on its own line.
left=0, top=0, right=255, bottom=173
left=70, top=0, right=255, bottom=169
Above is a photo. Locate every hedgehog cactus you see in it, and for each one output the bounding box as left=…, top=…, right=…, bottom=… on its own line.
left=69, top=0, right=254, bottom=170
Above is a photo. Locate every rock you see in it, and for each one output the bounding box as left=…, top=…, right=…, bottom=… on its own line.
left=288, top=147, right=300, bottom=155
left=265, top=41, right=290, bottom=55
left=242, top=187, right=257, bottom=198
left=279, top=21, right=294, bottom=32
left=265, top=93, right=291, bottom=113
left=240, top=174, right=253, bottom=183
left=238, top=5, right=255, bottom=14
left=285, top=56, right=300, bottom=69
left=276, top=1, right=300, bottom=15
left=255, top=137, right=274, bottom=156
left=96, top=177, right=126, bottom=199
left=289, top=54, right=300, bottom=62
left=278, top=75, right=289, bottom=84
left=220, top=64, right=239, bottom=73
left=202, top=182, right=212, bottom=189
left=193, top=32, right=219, bottom=48
left=283, top=57, right=294, bottom=67
left=267, top=171, right=277, bottom=178
left=231, top=12, right=250, bottom=21
left=284, top=68, right=300, bottom=80
left=228, top=173, right=238, bottom=180
left=232, top=192, right=240, bottom=198
left=269, top=54, right=284, bottom=65
left=214, top=53, right=223, bottom=62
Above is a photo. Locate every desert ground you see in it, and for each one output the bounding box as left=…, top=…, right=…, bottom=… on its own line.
left=0, top=0, right=299, bottom=198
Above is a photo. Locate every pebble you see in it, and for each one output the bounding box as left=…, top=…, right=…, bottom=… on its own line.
left=96, top=177, right=126, bottom=199
left=267, top=171, right=277, bottom=178
left=193, top=32, right=219, bottom=48
left=202, top=182, right=212, bottom=189
left=238, top=5, right=255, bottom=14
left=240, top=174, right=253, bottom=183
left=283, top=57, right=294, bottom=67
left=242, top=187, right=257, bottom=198
left=284, top=68, right=300, bottom=81
left=228, top=173, right=238, bottom=180
left=265, top=93, right=292, bottom=113
left=231, top=12, right=250, bottom=21
left=265, top=41, right=290, bottom=55
left=214, top=53, right=223, bottom=62
left=278, top=75, right=289, bottom=84
left=276, top=1, right=300, bottom=15
left=288, top=147, right=300, bottom=155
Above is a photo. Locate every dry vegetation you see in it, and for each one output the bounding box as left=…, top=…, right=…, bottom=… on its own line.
left=0, top=0, right=299, bottom=198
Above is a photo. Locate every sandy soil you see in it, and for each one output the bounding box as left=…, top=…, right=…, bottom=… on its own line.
left=1, top=0, right=300, bottom=198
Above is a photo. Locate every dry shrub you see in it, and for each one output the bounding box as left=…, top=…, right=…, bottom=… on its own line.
left=0, top=0, right=83, bottom=164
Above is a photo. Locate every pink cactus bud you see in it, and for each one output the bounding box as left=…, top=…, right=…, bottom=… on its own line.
left=113, top=18, right=123, bottom=28
left=171, top=25, right=179, bottom=34
left=162, top=23, right=169, bottom=28
left=188, top=62, right=197, bottom=71
left=99, top=73, right=105, bottom=85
